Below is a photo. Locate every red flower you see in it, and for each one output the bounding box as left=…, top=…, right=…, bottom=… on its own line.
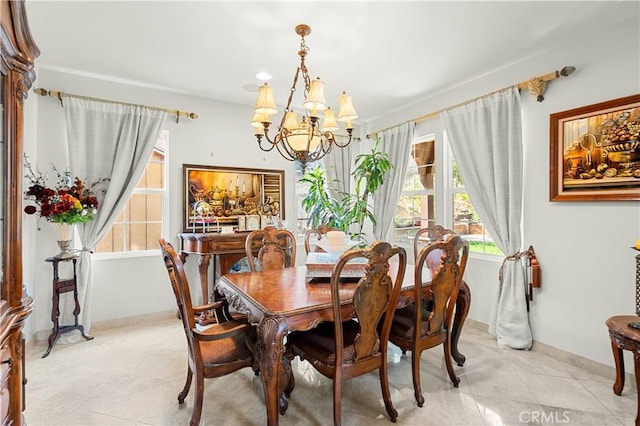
left=84, top=196, right=99, bottom=209
left=23, top=155, right=108, bottom=225
left=40, top=203, right=52, bottom=217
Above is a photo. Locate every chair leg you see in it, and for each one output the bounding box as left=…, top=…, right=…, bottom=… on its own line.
left=444, top=337, right=460, bottom=388
left=178, top=365, right=193, bottom=403
left=379, top=360, right=398, bottom=422
left=412, top=349, right=425, bottom=407
left=246, top=327, right=261, bottom=376
left=190, top=370, right=205, bottom=426
left=333, top=374, right=342, bottom=426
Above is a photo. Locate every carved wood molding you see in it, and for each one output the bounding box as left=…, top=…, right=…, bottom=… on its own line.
left=0, top=0, right=40, bottom=92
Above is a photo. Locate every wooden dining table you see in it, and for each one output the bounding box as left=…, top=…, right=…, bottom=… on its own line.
left=216, top=265, right=470, bottom=426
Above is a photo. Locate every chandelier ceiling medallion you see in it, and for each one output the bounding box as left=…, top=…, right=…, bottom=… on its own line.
left=251, top=24, right=358, bottom=168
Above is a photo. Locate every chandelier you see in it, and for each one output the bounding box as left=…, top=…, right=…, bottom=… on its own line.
left=251, top=24, right=358, bottom=168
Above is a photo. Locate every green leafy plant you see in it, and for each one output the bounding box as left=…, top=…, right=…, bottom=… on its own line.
left=300, top=139, right=393, bottom=240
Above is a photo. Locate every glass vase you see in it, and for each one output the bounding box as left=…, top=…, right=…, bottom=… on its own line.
left=51, top=222, right=75, bottom=258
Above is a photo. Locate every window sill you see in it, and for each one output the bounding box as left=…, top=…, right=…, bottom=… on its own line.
left=468, top=251, right=503, bottom=263
left=92, top=249, right=160, bottom=261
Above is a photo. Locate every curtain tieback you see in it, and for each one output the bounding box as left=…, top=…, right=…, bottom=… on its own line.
left=498, top=251, right=528, bottom=281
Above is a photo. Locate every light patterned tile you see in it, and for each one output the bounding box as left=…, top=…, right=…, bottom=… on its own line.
left=24, top=319, right=634, bottom=426
left=516, top=371, right=610, bottom=414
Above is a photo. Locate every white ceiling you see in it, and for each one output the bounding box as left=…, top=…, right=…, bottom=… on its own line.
left=25, top=1, right=640, bottom=123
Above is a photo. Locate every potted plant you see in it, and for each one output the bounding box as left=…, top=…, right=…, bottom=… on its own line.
left=300, top=139, right=393, bottom=241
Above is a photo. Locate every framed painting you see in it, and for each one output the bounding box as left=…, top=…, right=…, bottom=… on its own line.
left=183, top=164, right=285, bottom=233
left=550, top=94, right=640, bottom=201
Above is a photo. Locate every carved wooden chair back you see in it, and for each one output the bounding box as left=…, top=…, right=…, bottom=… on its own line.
left=304, top=224, right=340, bottom=254
left=288, top=241, right=407, bottom=425
left=244, top=225, right=297, bottom=271
left=413, top=225, right=456, bottom=264
left=159, top=239, right=256, bottom=426
left=389, top=234, right=468, bottom=407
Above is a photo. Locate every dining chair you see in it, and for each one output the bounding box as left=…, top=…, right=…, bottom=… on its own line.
left=304, top=224, right=339, bottom=254
left=244, top=225, right=297, bottom=271
left=388, top=234, right=468, bottom=407
left=288, top=241, right=407, bottom=426
left=159, top=239, right=257, bottom=426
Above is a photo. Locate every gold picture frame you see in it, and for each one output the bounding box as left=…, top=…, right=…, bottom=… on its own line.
left=550, top=94, right=640, bottom=201
left=183, top=164, right=285, bottom=232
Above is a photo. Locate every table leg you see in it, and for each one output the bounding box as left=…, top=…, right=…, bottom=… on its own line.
left=634, top=351, right=640, bottom=426
left=450, top=281, right=470, bottom=366
left=610, top=339, right=625, bottom=396
left=42, top=286, right=61, bottom=358
left=196, top=254, right=216, bottom=325
left=197, top=254, right=211, bottom=304
left=257, top=317, right=287, bottom=426
left=72, top=276, right=93, bottom=342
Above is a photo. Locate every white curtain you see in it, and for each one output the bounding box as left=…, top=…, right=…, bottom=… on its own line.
left=439, top=86, right=532, bottom=350
left=372, top=122, right=414, bottom=241
left=62, top=96, right=167, bottom=333
left=323, top=142, right=352, bottom=199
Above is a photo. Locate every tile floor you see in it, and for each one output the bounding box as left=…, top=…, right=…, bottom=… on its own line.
left=24, top=320, right=636, bottom=425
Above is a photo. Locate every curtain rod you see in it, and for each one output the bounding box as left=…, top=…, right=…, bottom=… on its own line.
left=366, top=65, right=575, bottom=140
left=34, top=88, right=199, bottom=122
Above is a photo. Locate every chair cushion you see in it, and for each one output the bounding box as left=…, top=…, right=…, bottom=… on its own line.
left=390, top=303, right=431, bottom=340
left=288, top=320, right=362, bottom=365
left=199, top=328, right=254, bottom=366
left=229, top=256, right=262, bottom=273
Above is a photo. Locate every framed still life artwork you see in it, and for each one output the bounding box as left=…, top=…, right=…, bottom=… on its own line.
left=549, top=94, right=640, bottom=201
left=183, top=164, right=285, bottom=232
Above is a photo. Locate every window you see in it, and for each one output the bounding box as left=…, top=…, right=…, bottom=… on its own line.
left=451, top=160, right=502, bottom=255
left=393, top=132, right=502, bottom=256
left=394, top=138, right=436, bottom=245
left=95, top=130, right=168, bottom=254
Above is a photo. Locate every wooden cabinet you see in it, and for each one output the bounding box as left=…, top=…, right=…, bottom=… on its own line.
left=0, top=0, right=39, bottom=423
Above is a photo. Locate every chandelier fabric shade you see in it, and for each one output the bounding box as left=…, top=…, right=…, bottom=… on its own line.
left=255, top=84, right=278, bottom=116
left=252, top=24, right=357, bottom=168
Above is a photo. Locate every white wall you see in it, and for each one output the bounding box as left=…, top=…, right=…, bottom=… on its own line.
left=23, top=68, right=297, bottom=337
left=366, top=18, right=640, bottom=366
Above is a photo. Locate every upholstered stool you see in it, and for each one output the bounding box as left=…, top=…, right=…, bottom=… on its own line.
left=606, top=315, right=640, bottom=426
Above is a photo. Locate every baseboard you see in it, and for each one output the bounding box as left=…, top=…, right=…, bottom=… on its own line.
left=464, top=318, right=632, bottom=386
left=30, top=310, right=177, bottom=346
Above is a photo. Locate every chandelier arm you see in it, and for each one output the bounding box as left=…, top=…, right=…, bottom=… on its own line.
left=260, top=124, right=278, bottom=147
left=276, top=130, right=298, bottom=159
left=275, top=145, right=295, bottom=162
left=332, top=133, right=353, bottom=148
left=274, top=135, right=297, bottom=162
left=318, top=138, right=333, bottom=158
left=256, top=135, right=278, bottom=152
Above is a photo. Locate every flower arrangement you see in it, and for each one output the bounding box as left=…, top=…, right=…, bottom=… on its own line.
left=23, top=155, right=109, bottom=226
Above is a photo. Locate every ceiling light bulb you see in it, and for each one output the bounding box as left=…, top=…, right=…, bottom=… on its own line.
left=256, top=71, right=272, bottom=81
